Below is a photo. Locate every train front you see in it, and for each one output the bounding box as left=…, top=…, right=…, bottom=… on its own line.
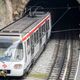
left=0, top=36, right=24, bottom=77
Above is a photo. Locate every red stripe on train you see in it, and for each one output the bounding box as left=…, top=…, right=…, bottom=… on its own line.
left=22, top=15, right=50, bottom=41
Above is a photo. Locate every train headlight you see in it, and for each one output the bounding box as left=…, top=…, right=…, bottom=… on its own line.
left=14, top=64, right=22, bottom=69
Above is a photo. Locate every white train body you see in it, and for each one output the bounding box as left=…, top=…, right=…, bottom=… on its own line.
left=0, top=11, right=51, bottom=76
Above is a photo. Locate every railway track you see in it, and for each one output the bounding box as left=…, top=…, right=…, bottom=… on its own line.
left=59, top=40, right=73, bottom=80
left=60, top=40, right=79, bottom=80
left=68, top=40, right=79, bottom=80
left=25, top=39, right=60, bottom=80
left=0, top=40, right=58, bottom=80
left=46, top=40, right=67, bottom=80
left=46, top=38, right=80, bottom=80
left=0, top=38, right=80, bottom=80
left=62, top=40, right=79, bottom=80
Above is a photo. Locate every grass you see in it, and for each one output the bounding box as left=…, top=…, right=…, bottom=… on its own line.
left=28, top=72, right=48, bottom=79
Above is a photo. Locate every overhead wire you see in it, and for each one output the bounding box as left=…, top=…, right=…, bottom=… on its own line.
left=28, top=5, right=80, bottom=10
left=51, top=28, right=80, bottom=33
left=25, top=3, right=80, bottom=34
left=28, top=6, right=79, bottom=33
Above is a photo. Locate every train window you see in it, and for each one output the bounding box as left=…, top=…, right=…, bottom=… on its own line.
left=35, top=32, right=37, bottom=42
left=34, top=31, right=37, bottom=43
left=33, top=29, right=39, bottom=43
left=42, top=25, right=44, bottom=35
left=44, top=24, right=46, bottom=32
left=30, top=34, right=34, bottom=45
left=35, top=32, right=37, bottom=43
left=27, top=38, right=31, bottom=55
left=31, top=46, right=34, bottom=55
left=39, top=27, right=41, bottom=38
left=46, top=20, right=49, bottom=31
left=27, top=39, right=30, bottom=46
left=36, top=30, right=38, bottom=43
left=34, top=32, right=36, bottom=43
left=41, top=26, right=43, bottom=36
left=37, top=30, right=39, bottom=42
left=40, top=27, right=42, bottom=44
left=30, top=34, right=34, bottom=54
left=43, top=24, right=46, bottom=33
left=38, top=28, right=40, bottom=40
left=24, top=41, right=27, bottom=62
left=36, top=31, right=37, bottom=43
left=15, top=43, right=23, bottom=61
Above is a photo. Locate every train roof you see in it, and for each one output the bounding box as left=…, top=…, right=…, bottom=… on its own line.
left=0, top=11, right=50, bottom=36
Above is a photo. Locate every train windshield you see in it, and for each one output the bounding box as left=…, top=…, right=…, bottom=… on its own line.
left=0, top=38, right=23, bottom=61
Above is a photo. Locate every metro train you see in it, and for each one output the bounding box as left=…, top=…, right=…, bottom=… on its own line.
left=0, top=11, right=51, bottom=76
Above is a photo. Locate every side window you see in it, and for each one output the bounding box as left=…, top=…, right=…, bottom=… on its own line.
left=24, top=41, right=27, bottom=62
left=27, top=38, right=30, bottom=46
left=34, top=31, right=38, bottom=43
left=30, top=34, right=34, bottom=45
left=15, top=43, right=23, bottom=61
left=41, top=26, right=43, bottom=36
left=42, top=25, right=44, bottom=35
left=39, top=27, right=42, bottom=44
left=30, top=34, right=34, bottom=54
left=34, top=32, right=36, bottom=43
left=37, top=30, right=39, bottom=42
left=44, top=24, right=46, bottom=32
left=27, top=38, right=30, bottom=55
left=34, top=30, right=39, bottom=43
left=39, top=27, right=41, bottom=38
left=42, top=24, right=45, bottom=33
left=46, top=20, right=49, bottom=31
left=38, top=28, right=40, bottom=40
left=35, top=32, right=37, bottom=43
left=36, top=30, right=38, bottom=43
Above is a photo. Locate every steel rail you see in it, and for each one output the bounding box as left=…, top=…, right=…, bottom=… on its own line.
left=46, top=40, right=60, bottom=80
left=46, top=39, right=67, bottom=80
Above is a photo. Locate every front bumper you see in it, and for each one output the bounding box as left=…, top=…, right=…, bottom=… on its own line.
left=0, top=69, right=24, bottom=77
